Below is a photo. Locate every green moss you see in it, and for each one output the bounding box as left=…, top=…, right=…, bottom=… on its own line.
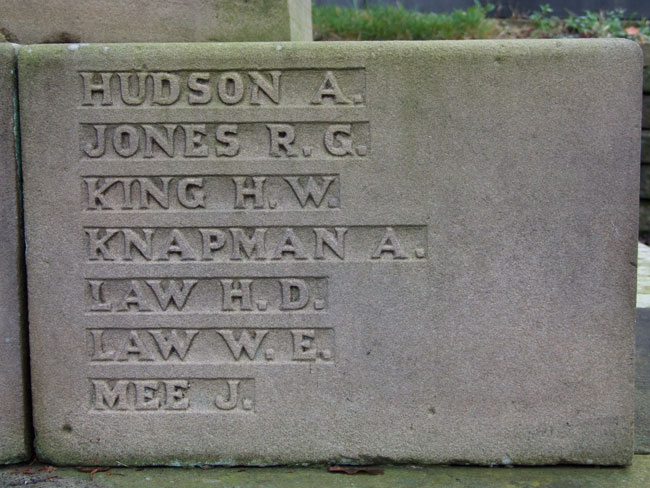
left=2, top=456, right=650, bottom=488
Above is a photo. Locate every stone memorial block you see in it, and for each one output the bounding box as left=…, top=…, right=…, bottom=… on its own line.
left=0, top=0, right=312, bottom=43
left=0, top=43, right=30, bottom=464
left=18, top=40, right=641, bottom=466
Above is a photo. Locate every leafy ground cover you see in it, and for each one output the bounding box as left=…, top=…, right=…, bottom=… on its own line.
left=313, top=2, right=650, bottom=41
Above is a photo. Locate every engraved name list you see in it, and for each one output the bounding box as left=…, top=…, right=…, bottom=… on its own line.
left=80, top=68, right=427, bottom=413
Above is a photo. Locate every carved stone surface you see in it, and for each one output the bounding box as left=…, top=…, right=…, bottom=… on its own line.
left=18, top=40, right=641, bottom=466
left=0, top=0, right=312, bottom=43
left=0, top=43, right=30, bottom=464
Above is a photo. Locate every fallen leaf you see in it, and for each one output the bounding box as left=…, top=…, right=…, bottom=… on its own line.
left=75, top=466, right=109, bottom=480
left=199, top=465, right=216, bottom=470
left=38, top=466, right=57, bottom=472
left=237, top=468, right=247, bottom=472
left=89, top=467, right=110, bottom=481
left=328, top=466, right=384, bottom=475
left=11, top=467, right=34, bottom=475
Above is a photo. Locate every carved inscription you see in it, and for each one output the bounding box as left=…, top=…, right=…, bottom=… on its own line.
left=89, top=328, right=334, bottom=363
left=79, top=69, right=366, bottom=108
left=79, top=64, right=427, bottom=414
left=91, top=378, right=255, bottom=412
left=81, top=123, right=370, bottom=160
left=86, top=277, right=328, bottom=313
left=84, top=226, right=427, bottom=262
left=83, top=175, right=342, bottom=211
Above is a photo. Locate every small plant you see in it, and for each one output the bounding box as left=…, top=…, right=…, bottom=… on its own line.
left=529, top=4, right=561, bottom=34
left=565, top=9, right=626, bottom=37
left=527, top=4, right=650, bottom=40
left=312, top=1, right=650, bottom=41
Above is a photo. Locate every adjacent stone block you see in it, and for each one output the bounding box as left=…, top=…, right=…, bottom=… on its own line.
left=0, top=0, right=312, bottom=43
left=641, top=165, right=650, bottom=199
left=642, top=131, right=650, bottom=164
left=0, top=43, right=30, bottom=464
left=640, top=201, right=650, bottom=233
left=18, top=40, right=641, bottom=466
left=640, top=139, right=650, bottom=204
left=637, top=309, right=650, bottom=454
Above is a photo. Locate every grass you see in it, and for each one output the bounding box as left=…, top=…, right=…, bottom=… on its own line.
left=313, top=2, right=650, bottom=41
left=313, top=2, right=500, bottom=40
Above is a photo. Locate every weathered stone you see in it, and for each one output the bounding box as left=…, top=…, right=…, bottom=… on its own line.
left=0, top=43, right=30, bottom=464
left=0, top=0, right=312, bottom=43
left=18, top=40, right=641, bottom=466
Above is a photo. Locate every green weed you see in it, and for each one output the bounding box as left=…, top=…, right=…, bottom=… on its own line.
left=565, top=8, right=650, bottom=38
left=525, top=4, right=650, bottom=39
left=529, top=4, right=563, bottom=36
left=313, top=1, right=499, bottom=41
